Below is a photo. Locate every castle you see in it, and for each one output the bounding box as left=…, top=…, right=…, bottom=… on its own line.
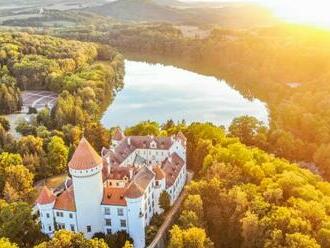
left=35, top=128, right=187, bottom=248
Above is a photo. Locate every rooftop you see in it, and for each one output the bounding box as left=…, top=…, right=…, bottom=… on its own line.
left=36, top=186, right=56, bottom=205
left=54, top=186, right=76, bottom=212
left=102, top=187, right=127, bottom=206
left=69, top=137, right=103, bottom=170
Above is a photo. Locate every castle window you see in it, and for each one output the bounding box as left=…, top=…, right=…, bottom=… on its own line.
left=105, top=219, right=112, bottom=226
left=56, top=212, right=59, bottom=217
left=87, top=226, right=92, bottom=233
left=106, top=228, right=112, bottom=234
left=57, top=223, right=65, bottom=230
left=104, top=208, right=110, bottom=215
left=120, top=219, right=126, bottom=228
left=70, top=225, right=75, bottom=232
left=69, top=213, right=73, bottom=219
left=46, top=213, right=50, bottom=218
left=48, top=225, right=52, bottom=231
left=117, top=208, right=124, bottom=216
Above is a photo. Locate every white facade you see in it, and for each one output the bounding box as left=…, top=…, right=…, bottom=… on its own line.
left=36, top=132, right=187, bottom=248
left=38, top=202, right=55, bottom=235
left=70, top=164, right=104, bottom=238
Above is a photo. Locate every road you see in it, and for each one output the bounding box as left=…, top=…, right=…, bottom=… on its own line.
left=147, top=171, right=193, bottom=248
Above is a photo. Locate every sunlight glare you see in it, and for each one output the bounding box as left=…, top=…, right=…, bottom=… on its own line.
left=269, top=0, right=330, bottom=28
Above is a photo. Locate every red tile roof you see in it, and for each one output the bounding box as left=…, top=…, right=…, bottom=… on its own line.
left=36, top=186, right=56, bottom=205
left=125, top=181, right=144, bottom=199
left=69, top=138, right=102, bottom=170
left=163, top=153, right=185, bottom=188
left=134, top=167, right=154, bottom=190
left=54, top=186, right=76, bottom=212
left=102, top=187, right=127, bottom=206
left=109, top=167, right=130, bottom=180
left=107, top=136, right=174, bottom=165
left=153, top=166, right=165, bottom=180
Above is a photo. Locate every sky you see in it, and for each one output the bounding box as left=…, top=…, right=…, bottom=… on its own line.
left=182, top=0, right=330, bottom=28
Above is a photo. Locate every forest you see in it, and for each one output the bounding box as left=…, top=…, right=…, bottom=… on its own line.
left=52, top=22, right=330, bottom=180
left=124, top=120, right=330, bottom=248
left=0, top=32, right=129, bottom=247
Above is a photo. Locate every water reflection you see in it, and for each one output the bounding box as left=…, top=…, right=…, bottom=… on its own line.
left=101, top=61, right=268, bottom=128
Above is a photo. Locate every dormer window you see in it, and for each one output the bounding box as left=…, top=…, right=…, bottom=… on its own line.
left=150, top=141, right=157, bottom=149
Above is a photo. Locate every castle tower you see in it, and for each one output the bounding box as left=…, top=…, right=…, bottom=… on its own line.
left=36, top=186, right=56, bottom=236
left=112, top=127, right=125, bottom=148
left=125, top=182, right=146, bottom=248
left=68, top=138, right=104, bottom=238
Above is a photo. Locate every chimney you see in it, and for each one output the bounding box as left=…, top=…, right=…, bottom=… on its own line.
left=129, top=166, right=134, bottom=179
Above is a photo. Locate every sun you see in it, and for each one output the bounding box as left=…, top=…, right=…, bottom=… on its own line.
left=266, top=0, right=330, bottom=28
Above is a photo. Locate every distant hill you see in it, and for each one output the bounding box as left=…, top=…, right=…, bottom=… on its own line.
left=86, top=0, right=277, bottom=27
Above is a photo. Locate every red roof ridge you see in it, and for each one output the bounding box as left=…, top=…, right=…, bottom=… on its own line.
left=125, top=181, right=144, bottom=199
left=54, top=186, right=76, bottom=211
left=69, top=137, right=102, bottom=170
left=36, top=186, right=56, bottom=205
left=102, top=187, right=127, bottom=206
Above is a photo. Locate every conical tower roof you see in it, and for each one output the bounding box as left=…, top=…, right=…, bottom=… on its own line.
left=68, top=137, right=102, bottom=170
left=36, top=186, right=56, bottom=205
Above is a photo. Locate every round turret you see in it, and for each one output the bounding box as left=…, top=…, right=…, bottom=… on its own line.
left=69, top=137, right=103, bottom=178
left=69, top=137, right=104, bottom=238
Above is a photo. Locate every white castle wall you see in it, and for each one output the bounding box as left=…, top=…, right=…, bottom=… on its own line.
left=70, top=164, right=104, bottom=238
left=54, top=210, right=78, bottom=232
left=38, top=202, right=55, bottom=235
left=100, top=205, right=128, bottom=234
left=126, top=196, right=145, bottom=248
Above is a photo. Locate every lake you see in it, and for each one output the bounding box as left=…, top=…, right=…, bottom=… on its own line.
left=101, top=60, right=268, bottom=128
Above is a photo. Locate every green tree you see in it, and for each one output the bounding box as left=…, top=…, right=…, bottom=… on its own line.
left=0, top=238, right=18, bottom=248
left=183, top=195, right=204, bottom=220
left=285, top=233, right=320, bottom=248
left=229, top=116, right=267, bottom=147
left=35, top=230, right=108, bottom=248
left=47, top=136, right=69, bottom=175
left=0, top=117, right=10, bottom=131
left=178, top=210, right=201, bottom=228
left=122, top=240, right=133, bottom=248
left=125, top=121, right=161, bottom=136
left=3, top=164, right=34, bottom=202
left=0, top=153, right=22, bottom=195
left=0, top=200, right=44, bottom=248
left=159, top=191, right=171, bottom=212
